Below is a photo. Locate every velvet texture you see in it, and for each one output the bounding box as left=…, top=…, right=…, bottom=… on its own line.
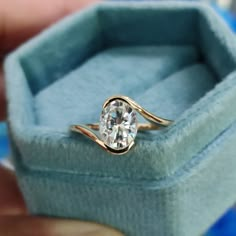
left=4, top=2, right=236, bottom=236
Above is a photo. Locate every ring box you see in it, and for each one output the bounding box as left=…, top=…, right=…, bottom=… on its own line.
left=4, top=2, right=236, bottom=236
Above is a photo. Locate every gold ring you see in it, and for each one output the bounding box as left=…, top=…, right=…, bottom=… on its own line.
left=70, top=95, right=173, bottom=155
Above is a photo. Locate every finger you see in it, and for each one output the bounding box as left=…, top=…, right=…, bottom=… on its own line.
left=0, top=165, right=27, bottom=215
left=0, top=0, right=99, bottom=53
left=0, top=216, right=124, bottom=236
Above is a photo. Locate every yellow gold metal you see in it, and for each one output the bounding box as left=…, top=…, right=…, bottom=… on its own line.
left=70, top=95, right=173, bottom=155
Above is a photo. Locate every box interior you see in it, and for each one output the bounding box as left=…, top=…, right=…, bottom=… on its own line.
left=18, top=4, right=235, bottom=129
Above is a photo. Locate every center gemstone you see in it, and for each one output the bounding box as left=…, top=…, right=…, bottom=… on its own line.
left=99, top=99, right=138, bottom=150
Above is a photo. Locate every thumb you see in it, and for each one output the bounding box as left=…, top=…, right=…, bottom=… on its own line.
left=0, top=216, right=124, bottom=236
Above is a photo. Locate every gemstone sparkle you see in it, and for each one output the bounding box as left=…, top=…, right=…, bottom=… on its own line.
left=99, top=99, right=138, bottom=151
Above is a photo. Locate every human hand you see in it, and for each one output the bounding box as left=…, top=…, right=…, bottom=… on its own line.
left=0, top=1, right=124, bottom=235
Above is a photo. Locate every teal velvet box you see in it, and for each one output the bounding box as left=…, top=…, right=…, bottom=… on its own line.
left=4, top=1, right=236, bottom=236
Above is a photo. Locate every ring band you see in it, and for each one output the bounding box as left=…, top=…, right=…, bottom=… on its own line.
left=70, top=95, right=173, bottom=155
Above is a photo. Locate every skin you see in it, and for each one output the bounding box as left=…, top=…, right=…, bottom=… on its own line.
left=0, top=1, right=124, bottom=235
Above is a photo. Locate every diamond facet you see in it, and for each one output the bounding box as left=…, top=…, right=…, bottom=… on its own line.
left=99, top=99, right=138, bottom=150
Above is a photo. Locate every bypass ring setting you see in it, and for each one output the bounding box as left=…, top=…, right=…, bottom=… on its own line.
left=70, top=95, right=173, bottom=155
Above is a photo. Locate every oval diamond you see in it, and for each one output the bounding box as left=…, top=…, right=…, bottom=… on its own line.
left=99, top=99, right=138, bottom=150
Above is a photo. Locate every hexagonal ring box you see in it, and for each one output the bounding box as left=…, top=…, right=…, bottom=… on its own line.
left=4, top=2, right=236, bottom=236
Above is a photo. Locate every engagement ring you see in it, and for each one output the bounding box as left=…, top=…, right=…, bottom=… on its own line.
left=70, top=95, right=173, bottom=155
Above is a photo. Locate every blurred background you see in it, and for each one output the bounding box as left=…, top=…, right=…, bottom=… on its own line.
left=1, top=0, right=236, bottom=235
